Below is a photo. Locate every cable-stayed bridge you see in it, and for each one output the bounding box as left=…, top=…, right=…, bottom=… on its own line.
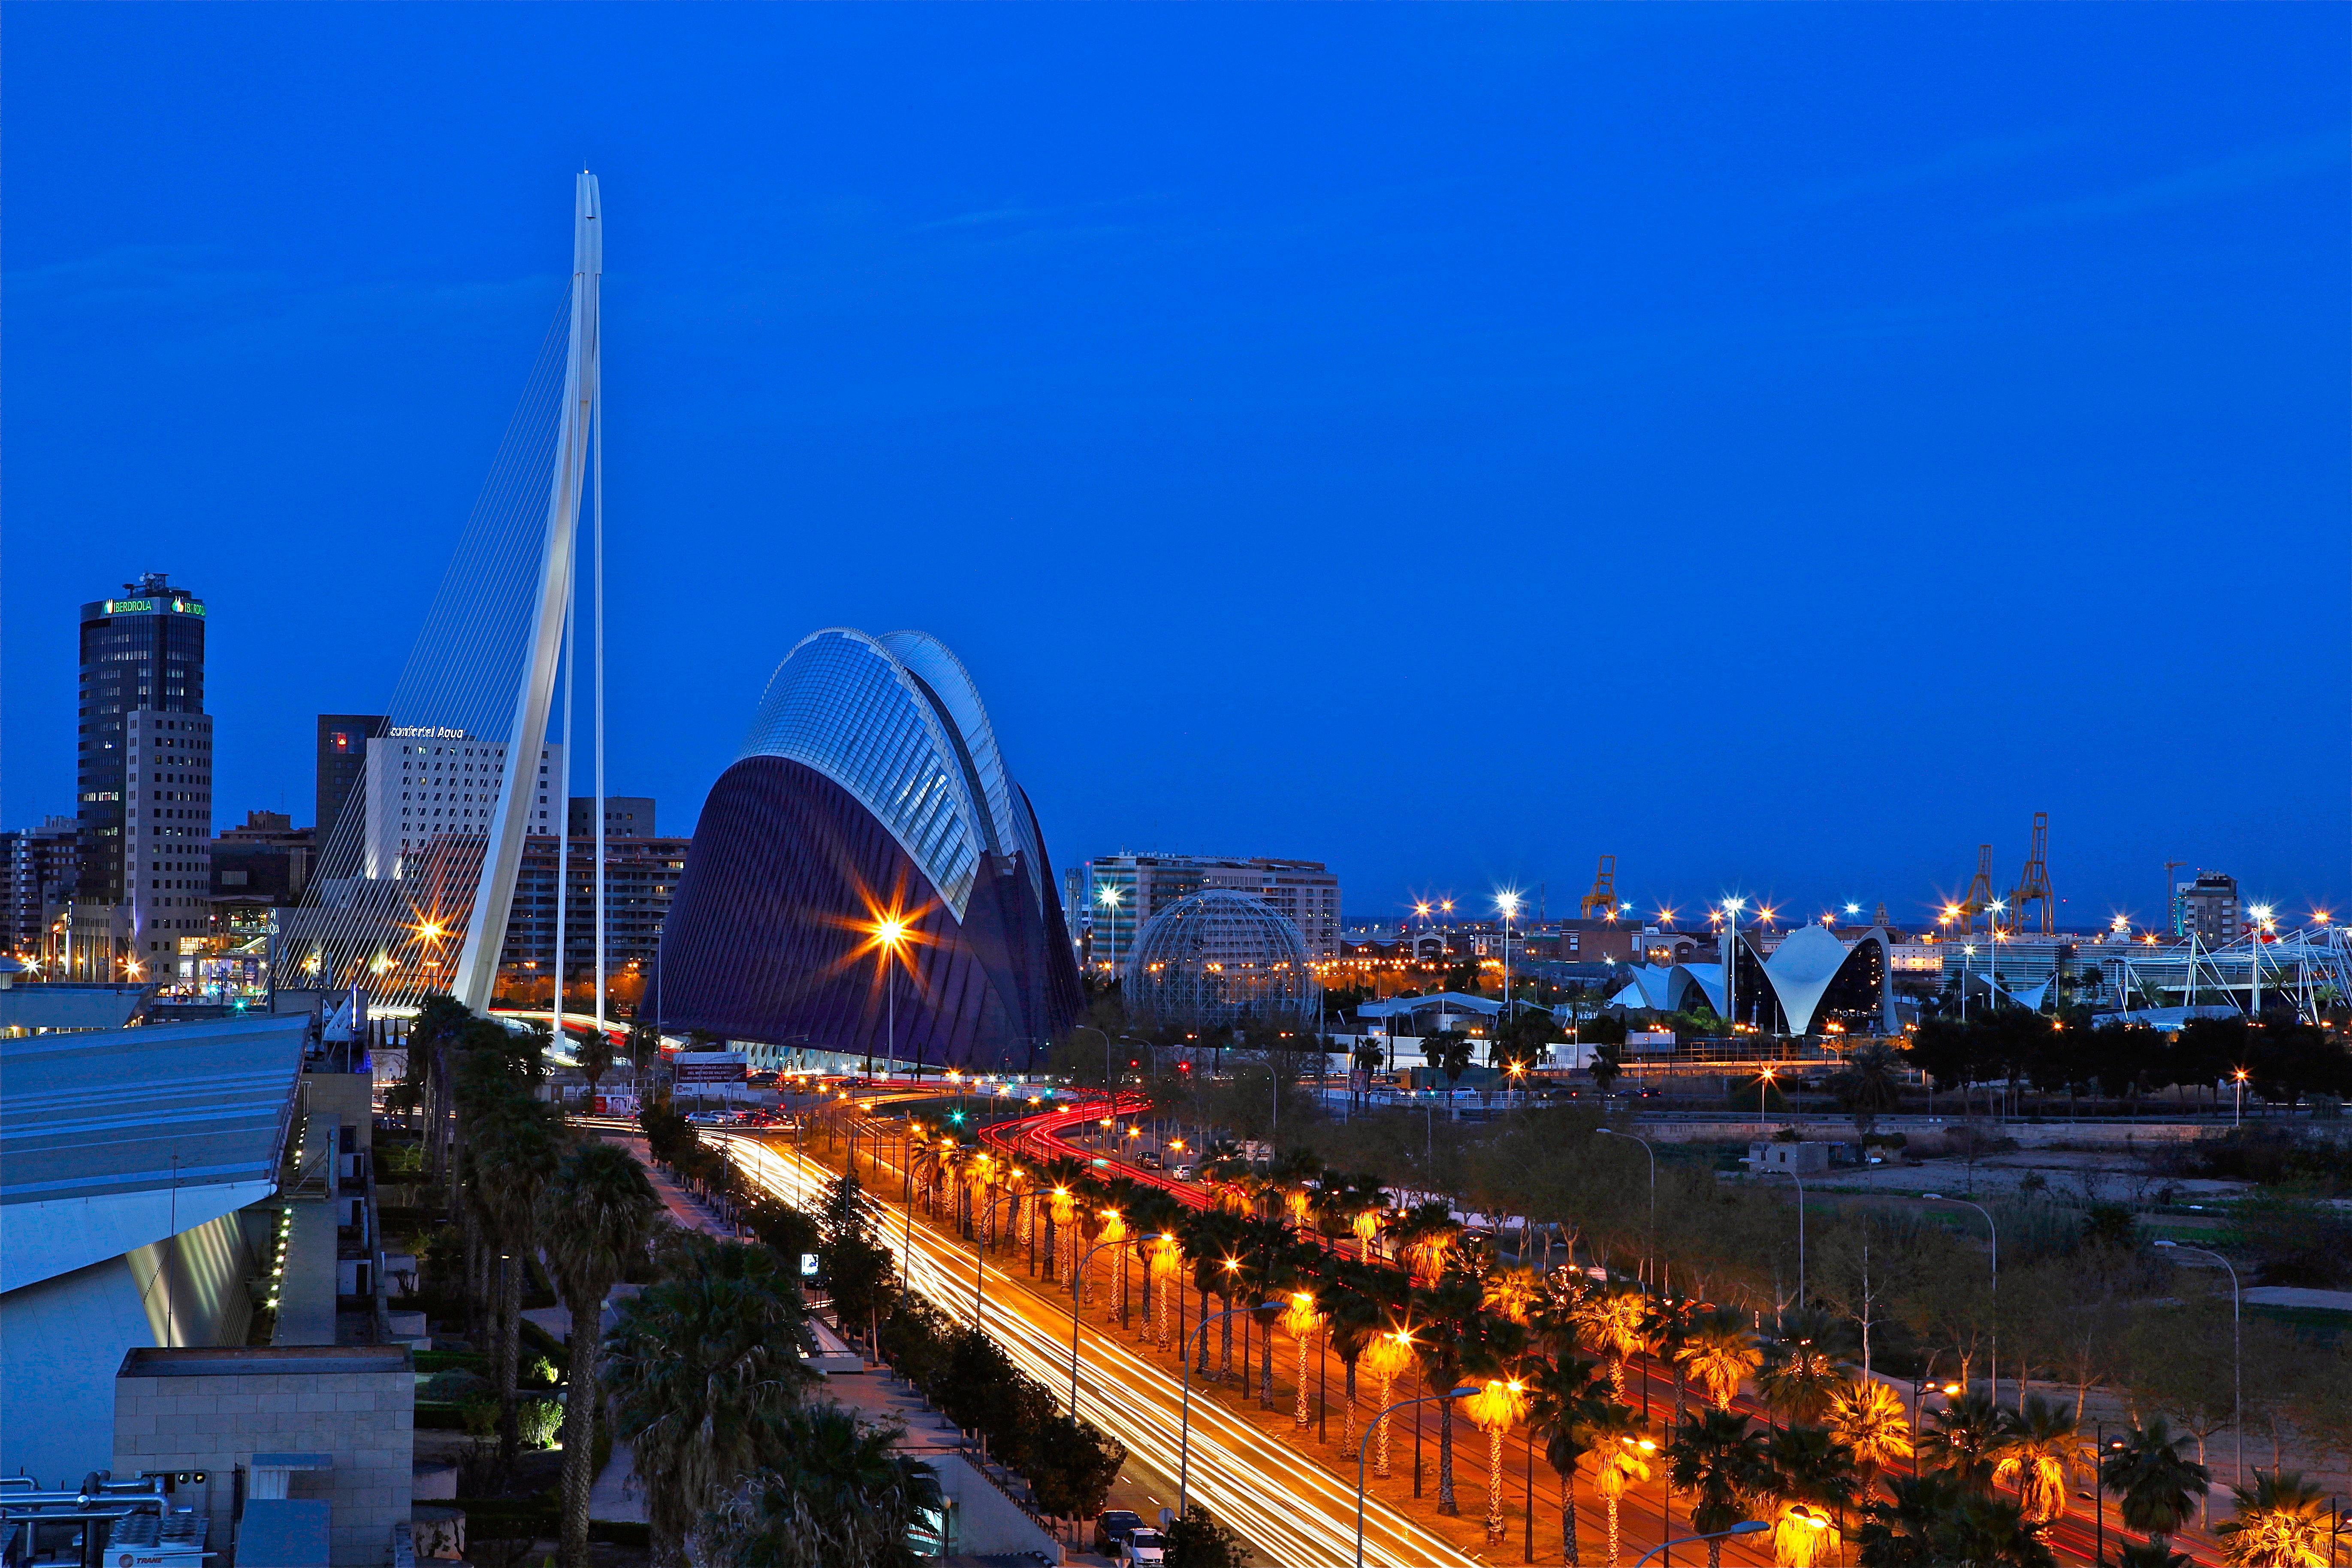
left=279, top=173, right=614, bottom=1029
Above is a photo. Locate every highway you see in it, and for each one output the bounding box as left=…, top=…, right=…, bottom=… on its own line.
left=633, top=1088, right=2153, bottom=1565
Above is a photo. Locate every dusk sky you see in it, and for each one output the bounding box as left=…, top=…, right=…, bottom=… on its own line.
left=6, top=5, right=2346, bottom=927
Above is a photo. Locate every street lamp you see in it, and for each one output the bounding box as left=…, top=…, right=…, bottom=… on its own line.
left=1756, top=1064, right=1778, bottom=1129
left=1632, top=1523, right=1769, bottom=1566
left=1355, top=1385, right=1479, bottom=1567
left=1596, top=1127, right=1656, bottom=1292
left=2156, top=1240, right=2242, bottom=1489
left=2234, top=1066, right=2250, bottom=1127
left=1178, top=1298, right=1275, bottom=1519
left=1922, top=1193, right=1997, bottom=1402
left=870, top=915, right=909, bottom=1079
left=1069, top=1233, right=1129, bottom=1417
left=1096, top=883, right=1123, bottom=976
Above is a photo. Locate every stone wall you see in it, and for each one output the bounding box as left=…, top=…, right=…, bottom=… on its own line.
left=112, top=1345, right=413, bottom=1568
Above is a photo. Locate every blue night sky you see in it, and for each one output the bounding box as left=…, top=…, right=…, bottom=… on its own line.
left=5, top=4, right=2346, bottom=928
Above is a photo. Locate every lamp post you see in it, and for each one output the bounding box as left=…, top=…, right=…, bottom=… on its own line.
left=1596, top=1127, right=1657, bottom=1293
left=1632, top=1523, right=1769, bottom=1566
left=1723, top=897, right=1746, bottom=1030
left=1178, top=1299, right=1275, bottom=1519
left=972, top=1188, right=1020, bottom=1327
left=1757, top=1064, right=1778, bottom=1130
left=1961, top=943, right=1975, bottom=1024
left=2156, top=1239, right=2242, bottom=1489
left=870, top=916, right=909, bottom=1080
left=1069, top=1234, right=1129, bottom=1418
left=2234, top=1066, right=2249, bottom=1127
left=1355, top=1385, right=1479, bottom=1568
left=1922, top=1193, right=1997, bottom=1402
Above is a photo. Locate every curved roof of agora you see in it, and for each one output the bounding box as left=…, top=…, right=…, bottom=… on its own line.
left=655, top=628, right=1083, bottom=1073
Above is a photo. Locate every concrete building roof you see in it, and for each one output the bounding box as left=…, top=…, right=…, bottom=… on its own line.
left=0, top=1014, right=309, bottom=1293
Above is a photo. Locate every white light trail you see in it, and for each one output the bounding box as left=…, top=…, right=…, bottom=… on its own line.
left=710, top=1131, right=1481, bottom=1568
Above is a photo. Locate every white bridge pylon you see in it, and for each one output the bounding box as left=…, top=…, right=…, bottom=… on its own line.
left=452, top=172, right=603, bottom=1014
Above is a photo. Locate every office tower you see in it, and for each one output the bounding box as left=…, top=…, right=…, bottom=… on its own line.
left=361, top=732, right=563, bottom=878
left=76, top=574, right=212, bottom=973
left=317, top=715, right=388, bottom=846
left=3, top=815, right=80, bottom=960
left=568, top=796, right=655, bottom=840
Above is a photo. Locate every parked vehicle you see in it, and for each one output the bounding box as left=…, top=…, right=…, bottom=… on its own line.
left=1117, top=1527, right=1168, bottom=1565
left=1093, top=1511, right=1144, bottom=1554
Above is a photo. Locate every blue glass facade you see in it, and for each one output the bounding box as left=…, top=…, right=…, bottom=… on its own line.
left=657, top=629, right=1082, bottom=1070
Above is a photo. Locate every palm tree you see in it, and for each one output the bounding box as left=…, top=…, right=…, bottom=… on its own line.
left=702, top=1404, right=945, bottom=1568
left=1756, top=1338, right=1851, bottom=1428
left=1855, top=1472, right=2056, bottom=1568
left=1665, top=1409, right=1770, bottom=1568
left=1525, top=1354, right=1614, bottom=1566
left=1920, top=1392, right=2009, bottom=1496
left=2102, top=1417, right=2211, bottom=1558
left=2217, top=1470, right=2340, bottom=1567
left=1824, top=1378, right=1914, bottom=1485
left=1320, top=1268, right=1386, bottom=1453
left=540, top=1140, right=661, bottom=1568
left=1575, top=1285, right=1653, bottom=1401
left=1674, top=1307, right=1762, bottom=1414
left=1411, top=1275, right=1485, bottom=1516
left=1763, top=1423, right=1857, bottom=1567
left=1281, top=1290, right=1323, bottom=1428
left=1991, top=1396, right=2089, bottom=1527
left=472, top=1092, right=563, bottom=1470
left=603, top=1233, right=818, bottom=1567
left=1467, top=1375, right=1532, bottom=1545
left=1179, top=1207, right=1246, bottom=1378
left=1362, top=1321, right=1418, bottom=1481
left=1394, top=1199, right=1465, bottom=1287
left=1588, top=1402, right=1654, bottom=1568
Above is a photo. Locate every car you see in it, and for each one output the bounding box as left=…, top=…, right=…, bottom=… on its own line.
left=1135, top=1151, right=1162, bottom=1170
left=1117, top=1528, right=1168, bottom=1565
left=685, top=1111, right=728, bottom=1126
left=1168, top=1165, right=1198, bottom=1183
left=1093, top=1511, right=1144, bottom=1554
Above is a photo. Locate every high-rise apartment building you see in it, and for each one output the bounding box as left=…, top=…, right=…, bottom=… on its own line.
left=500, top=827, right=691, bottom=1009
left=2175, top=870, right=2242, bottom=944
left=317, top=715, right=388, bottom=848
left=1080, top=853, right=1341, bottom=974
left=3, top=815, right=80, bottom=961
left=360, top=731, right=563, bottom=877
left=75, top=574, right=213, bottom=973
left=568, top=796, right=655, bottom=839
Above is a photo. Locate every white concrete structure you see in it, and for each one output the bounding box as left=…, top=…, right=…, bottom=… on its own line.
left=1, top=1014, right=310, bottom=1488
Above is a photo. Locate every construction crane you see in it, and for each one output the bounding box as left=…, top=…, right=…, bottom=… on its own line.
left=2008, top=813, right=2056, bottom=934
left=1581, top=855, right=1617, bottom=920
left=1960, top=845, right=1998, bottom=933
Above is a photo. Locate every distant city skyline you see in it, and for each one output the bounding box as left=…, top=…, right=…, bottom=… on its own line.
left=5, top=6, right=2345, bottom=924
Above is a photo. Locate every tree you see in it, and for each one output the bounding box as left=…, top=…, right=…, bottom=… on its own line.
left=1574, top=1285, right=1653, bottom=1401
left=1026, top=1410, right=1126, bottom=1531
left=576, top=1028, right=616, bottom=1104
left=1165, top=1502, right=1252, bottom=1568
left=1990, top=1396, right=2089, bottom=1527
left=1824, top=1378, right=1914, bottom=1486
left=1525, top=1354, right=1614, bottom=1567
left=470, top=1090, right=564, bottom=1471
left=1674, top=1307, right=1762, bottom=1413
left=1920, top=1393, right=2008, bottom=1496
left=1756, top=1335, right=1851, bottom=1427
left=1431, top=1031, right=1476, bottom=1107
left=1465, top=1375, right=1531, bottom=1544
left=1762, top=1423, right=1857, bottom=1568
left=1854, top=1472, right=2056, bottom=1568
left=2216, top=1470, right=2339, bottom=1567
left=1409, top=1275, right=1487, bottom=1515
left=604, top=1234, right=818, bottom=1567
left=700, top=1405, right=943, bottom=1568
left=2102, top=1417, right=2211, bottom=1558
left=1829, top=1043, right=1905, bottom=1138
left=540, top=1141, right=661, bottom=1568
left=1665, top=1410, right=1771, bottom=1568
left=1588, top=1401, right=1652, bottom=1568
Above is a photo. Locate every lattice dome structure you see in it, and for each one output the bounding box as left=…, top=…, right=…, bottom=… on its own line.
left=1125, top=888, right=1321, bottom=1029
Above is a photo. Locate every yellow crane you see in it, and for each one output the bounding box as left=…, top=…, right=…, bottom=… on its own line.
left=1960, top=844, right=1998, bottom=933
left=1581, top=855, right=1617, bottom=920
left=2008, top=813, right=2056, bottom=935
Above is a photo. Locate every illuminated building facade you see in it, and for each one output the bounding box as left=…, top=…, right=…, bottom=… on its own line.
left=657, top=628, right=1082, bottom=1070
